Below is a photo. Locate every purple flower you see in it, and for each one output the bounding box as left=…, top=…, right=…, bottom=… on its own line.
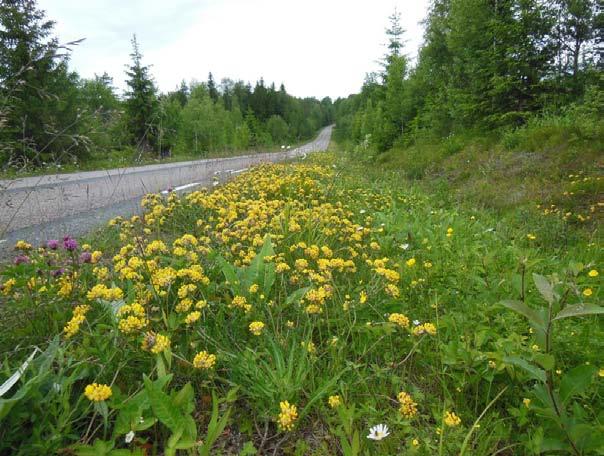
left=47, top=239, right=59, bottom=250
left=14, top=255, right=30, bottom=265
left=63, top=236, right=78, bottom=251
left=80, top=251, right=92, bottom=263
left=51, top=268, right=65, bottom=277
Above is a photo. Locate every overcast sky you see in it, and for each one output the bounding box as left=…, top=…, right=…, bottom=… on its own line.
left=38, top=0, right=430, bottom=100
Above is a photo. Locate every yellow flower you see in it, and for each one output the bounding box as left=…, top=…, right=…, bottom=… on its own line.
left=446, top=227, right=453, bottom=237
left=523, top=398, right=531, bottom=408
left=412, top=322, right=437, bottom=336
left=588, top=269, right=599, bottom=277
left=527, top=233, right=536, bottom=241
left=389, top=313, right=410, bottom=328
left=184, top=311, right=201, bottom=325
left=294, top=258, right=309, bottom=271
left=301, top=340, right=316, bottom=354
left=141, top=332, right=170, bottom=354
left=15, top=240, right=32, bottom=250
left=249, top=321, right=265, bottom=336
left=63, top=314, right=86, bottom=338
left=444, top=411, right=461, bottom=427
left=248, top=283, right=259, bottom=293
left=397, top=391, right=418, bottom=418
left=583, top=288, right=592, bottom=297
left=385, top=283, right=400, bottom=298
left=118, top=315, right=148, bottom=334
left=193, top=351, right=217, bottom=369
left=406, top=258, right=416, bottom=267
left=411, top=438, right=420, bottom=446
left=598, top=368, right=604, bottom=377
left=91, top=251, right=103, bottom=263
left=359, top=290, right=367, bottom=304
left=328, top=395, right=341, bottom=408
left=84, top=383, right=112, bottom=402
left=277, top=401, right=298, bottom=431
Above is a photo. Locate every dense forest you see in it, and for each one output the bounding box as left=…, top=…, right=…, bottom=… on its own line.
left=0, top=0, right=334, bottom=171
left=335, top=0, right=602, bottom=155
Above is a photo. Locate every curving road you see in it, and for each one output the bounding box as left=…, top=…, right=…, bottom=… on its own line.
left=0, top=125, right=332, bottom=256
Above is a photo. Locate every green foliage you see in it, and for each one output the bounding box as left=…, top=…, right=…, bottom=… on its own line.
left=336, top=0, right=602, bottom=153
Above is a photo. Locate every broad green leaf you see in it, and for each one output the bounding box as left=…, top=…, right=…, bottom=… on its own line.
left=286, top=287, right=311, bottom=306
left=143, top=376, right=183, bottom=432
left=244, top=235, right=274, bottom=287
left=533, top=353, right=555, bottom=371
left=173, top=382, right=194, bottom=413
left=166, top=428, right=184, bottom=450
left=533, top=274, right=555, bottom=304
left=559, top=365, right=597, bottom=404
left=218, top=257, right=239, bottom=290
left=503, top=356, right=546, bottom=382
left=553, top=303, right=604, bottom=321
left=499, top=300, right=545, bottom=330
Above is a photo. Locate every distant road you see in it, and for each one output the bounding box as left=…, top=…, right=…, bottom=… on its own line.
left=0, top=125, right=332, bottom=255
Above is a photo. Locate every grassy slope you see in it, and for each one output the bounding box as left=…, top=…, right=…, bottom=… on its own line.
left=373, top=113, right=603, bottom=226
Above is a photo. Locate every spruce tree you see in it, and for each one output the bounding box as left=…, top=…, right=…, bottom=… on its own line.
left=0, top=0, right=83, bottom=165
left=124, top=34, right=158, bottom=152
left=207, top=72, right=219, bottom=102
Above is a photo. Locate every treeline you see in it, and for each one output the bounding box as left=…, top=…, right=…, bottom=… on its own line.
left=335, top=0, right=602, bottom=152
left=0, top=0, right=333, bottom=170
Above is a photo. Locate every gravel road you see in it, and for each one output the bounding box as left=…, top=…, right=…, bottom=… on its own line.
left=0, top=126, right=332, bottom=257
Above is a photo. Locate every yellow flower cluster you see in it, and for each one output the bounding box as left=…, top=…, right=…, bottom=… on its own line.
left=397, top=391, right=418, bottom=418
left=412, top=322, right=437, bottom=336
left=444, top=410, right=462, bottom=427
left=328, top=395, right=342, bottom=408
left=141, top=332, right=170, bottom=354
left=249, top=321, right=265, bottom=336
left=84, top=383, right=112, bottom=402
left=63, top=304, right=91, bottom=338
left=277, top=401, right=298, bottom=431
left=15, top=240, right=32, bottom=250
left=116, top=302, right=147, bottom=334
left=193, top=350, right=216, bottom=369
left=87, top=284, right=123, bottom=301
left=389, top=313, right=410, bottom=328
left=185, top=311, right=201, bottom=324
left=231, top=295, right=252, bottom=313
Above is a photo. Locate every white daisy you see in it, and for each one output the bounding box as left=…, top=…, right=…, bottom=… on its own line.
left=367, top=424, right=390, bottom=441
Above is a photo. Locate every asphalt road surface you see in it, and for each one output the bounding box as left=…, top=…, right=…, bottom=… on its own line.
left=0, top=126, right=332, bottom=257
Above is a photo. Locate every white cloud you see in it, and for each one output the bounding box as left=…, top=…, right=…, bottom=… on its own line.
left=38, top=0, right=429, bottom=99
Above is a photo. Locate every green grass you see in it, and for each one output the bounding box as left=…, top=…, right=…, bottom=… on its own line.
left=0, top=146, right=602, bottom=455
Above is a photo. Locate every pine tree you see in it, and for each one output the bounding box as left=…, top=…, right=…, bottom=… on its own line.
left=124, top=34, right=158, bottom=152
